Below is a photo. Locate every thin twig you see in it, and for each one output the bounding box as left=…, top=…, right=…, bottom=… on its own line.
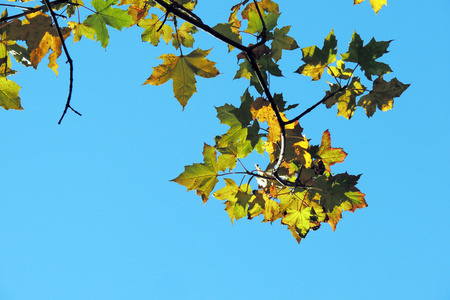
left=285, top=85, right=348, bottom=125
left=42, top=0, right=81, bottom=124
left=0, top=0, right=69, bottom=24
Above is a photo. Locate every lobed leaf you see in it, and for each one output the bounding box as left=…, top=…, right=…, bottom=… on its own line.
left=316, top=130, right=347, bottom=172
left=172, top=144, right=219, bottom=203
left=358, top=76, right=409, bottom=117
left=324, top=78, right=366, bottom=119
left=83, top=0, right=134, bottom=48
left=268, top=26, right=299, bottom=62
left=138, top=13, right=173, bottom=46
left=2, top=12, right=71, bottom=74
left=295, top=30, right=337, bottom=81
left=341, top=31, right=392, bottom=80
left=172, top=23, right=198, bottom=49
left=144, top=48, right=219, bottom=108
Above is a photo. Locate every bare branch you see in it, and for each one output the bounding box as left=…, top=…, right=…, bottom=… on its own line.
left=42, top=0, right=81, bottom=124
left=285, top=85, right=348, bottom=125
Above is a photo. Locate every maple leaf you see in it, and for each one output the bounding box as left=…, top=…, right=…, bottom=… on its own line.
left=2, top=12, right=71, bottom=75
left=211, top=23, right=241, bottom=52
left=250, top=96, right=294, bottom=145
left=316, top=130, right=347, bottom=172
left=32, top=31, right=72, bottom=75
left=69, top=22, right=96, bottom=43
left=244, top=10, right=280, bottom=35
left=241, top=0, right=279, bottom=19
left=213, top=179, right=254, bottom=224
left=354, top=0, right=387, bottom=14
left=358, top=76, right=410, bottom=117
left=313, top=173, right=367, bottom=231
left=172, top=23, right=198, bottom=49
left=83, top=0, right=133, bottom=48
left=0, top=76, right=22, bottom=110
left=267, top=26, right=299, bottom=62
left=327, top=60, right=353, bottom=80
left=217, top=154, right=237, bottom=172
left=295, top=30, right=337, bottom=81
left=0, top=36, right=17, bottom=75
left=293, top=135, right=312, bottom=169
left=144, top=48, right=219, bottom=108
left=279, top=190, right=327, bottom=243
left=138, top=13, right=173, bottom=46
left=324, top=78, right=366, bottom=119
left=214, top=93, right=264, bottom=160
left=172, top=143, right=219, bottom=203
left=341, top=31, right=392, bottom=80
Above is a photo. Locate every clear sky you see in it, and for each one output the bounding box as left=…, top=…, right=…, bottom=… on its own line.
left=1, top=0, right=449, bottom=299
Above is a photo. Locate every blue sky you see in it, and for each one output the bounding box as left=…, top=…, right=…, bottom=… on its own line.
left=1, top=0, right=449, bottom=299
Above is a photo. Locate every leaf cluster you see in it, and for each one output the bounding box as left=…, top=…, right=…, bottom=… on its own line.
left=0, top=0, right=408, bottom=243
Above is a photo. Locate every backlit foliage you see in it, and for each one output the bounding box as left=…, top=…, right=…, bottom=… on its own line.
left=0, top=0, right=409, bottom=243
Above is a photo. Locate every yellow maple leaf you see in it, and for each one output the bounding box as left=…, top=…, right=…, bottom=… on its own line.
left=144, top=48, right=219, bottom=108
left=354, top=0, right=387, bottom=14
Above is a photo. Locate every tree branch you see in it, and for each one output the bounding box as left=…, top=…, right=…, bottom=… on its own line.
left=285, top=85, right=348, bottom=125
left=42, top=0, right=81, bottom=124
left=0, top=0, right=69, bottom=24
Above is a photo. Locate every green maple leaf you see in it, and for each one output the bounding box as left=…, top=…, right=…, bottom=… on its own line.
left=144, top=48, right=219, bottom=108
left=0, top=76, right=22, bottom=110
left=212, top=23, right=241, bottom=52
left=83, top=0, right=133, bottom=48
left=313, top=173, right=367, bottom=231
left=234, top=54, right=280, bottom=94
left=214, top=92, right=264, bottom=159
left=138, top=13, right=173, bottom=46
left=214, top=178, right=253, bottom=224
left=279, top=190, right=327, bottom=243
left=215, top=104, right=248, bottom=149
left=341, top=31, right=392, bottom=80
left=295, top=29, right=337, bottom=81
left=316, top=130, right=347, bottom=172
left=358, top=76, right=410, bottom=117
left=172, top=144, right=219, bottom=203
left=268, top=26, right=299, bottom=62
left=217, top=154, right=237, bottom=172
left=244, top=10, right=280, bottom=35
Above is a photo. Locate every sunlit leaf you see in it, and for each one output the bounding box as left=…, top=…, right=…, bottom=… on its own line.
left=295, top=30, right=337, bottom=81
left=138, top=13, right=173, bottom=46
left=172, top=143, right=219, bottom=203
left=83, top=0, right=133, bottom=48
left=316, top=130, right=347, bottom=172
left=214, top=178, right=254, bottom=224
left=144, top=48, right=219, bottom=108
left=324, top=78, right=366, bottom=119
left=0, top=76, right=22, bottom=110
left=172, top=23, right=198, bottom=49
left=354, top=0, right=387, bottom=14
